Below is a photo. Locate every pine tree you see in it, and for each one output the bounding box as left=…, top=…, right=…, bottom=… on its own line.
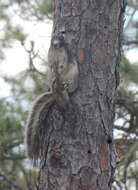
left=36, top=1, right=125, bottom=189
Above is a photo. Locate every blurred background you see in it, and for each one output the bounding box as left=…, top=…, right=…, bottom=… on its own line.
left=0, top=0, right=137, bottom=190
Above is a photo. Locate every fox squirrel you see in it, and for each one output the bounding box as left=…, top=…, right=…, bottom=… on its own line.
left=25, top=33, right=79, bottom=163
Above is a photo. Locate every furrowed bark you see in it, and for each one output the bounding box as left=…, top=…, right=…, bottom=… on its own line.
left=37, top=0, right=125, bottom=189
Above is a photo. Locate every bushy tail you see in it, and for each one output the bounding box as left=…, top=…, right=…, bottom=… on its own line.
left=25, top=93, right=55, bottom=165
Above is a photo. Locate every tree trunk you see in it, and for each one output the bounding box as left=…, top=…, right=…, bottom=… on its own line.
left=37, top=0, right=125, bottom=190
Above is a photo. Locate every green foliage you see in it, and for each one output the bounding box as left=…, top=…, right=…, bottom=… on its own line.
left=0, top=99, right=24, bottom=159
left=37, top=0, right=52, bottom=16
left=127, top=0, right=138, bottom=9
left=0, top=99, right=26, bottom=189
left=10, top=26, right=27, bottom=42
left=0, top=1, right=51, bottom=189
left=121, top=56, right=138, bottom=85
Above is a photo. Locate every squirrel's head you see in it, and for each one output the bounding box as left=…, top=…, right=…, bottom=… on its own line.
left=51, top=31, right=66, bottom=49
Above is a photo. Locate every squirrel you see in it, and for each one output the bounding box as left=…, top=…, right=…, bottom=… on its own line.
left=25, top=32, right=79, bottom=163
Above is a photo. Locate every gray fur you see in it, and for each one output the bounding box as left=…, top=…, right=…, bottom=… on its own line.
left=25, top=35, right=79, bottom=165
left=25, top=92, right=55, bottom=163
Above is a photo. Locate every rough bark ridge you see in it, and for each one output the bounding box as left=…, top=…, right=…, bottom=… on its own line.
left=37, top=0, right=125, bottom=190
